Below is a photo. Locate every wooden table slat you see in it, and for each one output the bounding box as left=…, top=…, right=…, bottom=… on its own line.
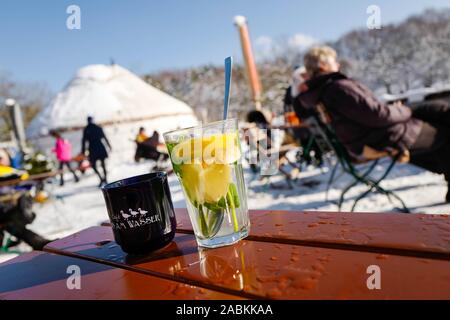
left=44, top=226, right=450, bottom=300
left=172, top=209, right=450, bottom=259
left=0, top=251, right=242, bottom=300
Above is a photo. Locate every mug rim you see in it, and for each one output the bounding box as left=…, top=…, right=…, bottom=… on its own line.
left=101, top=171, right=167, bottom=191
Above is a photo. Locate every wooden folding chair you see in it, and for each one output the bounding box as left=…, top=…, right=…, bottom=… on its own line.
left=305, top=104, right=409, bottom=212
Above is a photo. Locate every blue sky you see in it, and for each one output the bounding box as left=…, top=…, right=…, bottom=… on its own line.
left=0, top=0, right=449, bottom=91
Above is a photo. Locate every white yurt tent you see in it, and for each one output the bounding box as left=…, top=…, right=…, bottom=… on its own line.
left=27, top=64, right=198, bottom=162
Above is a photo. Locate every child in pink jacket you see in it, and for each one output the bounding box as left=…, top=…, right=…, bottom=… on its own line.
left=51, top=130, right=79, bottom=186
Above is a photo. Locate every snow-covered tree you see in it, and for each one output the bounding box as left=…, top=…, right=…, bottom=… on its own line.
left=142, top=8, right=450, bottom=121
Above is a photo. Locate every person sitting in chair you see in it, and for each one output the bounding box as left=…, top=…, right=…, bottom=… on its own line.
left=297, top=45, right=450, bottom=203
left=134, top=129, right=168, bottom=163
left=287, top=66, right=325, bottom=166
left=136, top=127, right=149, bottom=144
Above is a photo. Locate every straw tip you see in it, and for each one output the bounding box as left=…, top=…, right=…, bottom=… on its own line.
left=233, top=15, right=246, bottom=26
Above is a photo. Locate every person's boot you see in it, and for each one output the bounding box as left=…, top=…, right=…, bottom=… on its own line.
left=98, top=178, right=107, bottom=188
left=74, top=174, right=80, bottom=183
left=446, top=189, right=450, bottom=203
left=59, top=179, right=64, bottom=186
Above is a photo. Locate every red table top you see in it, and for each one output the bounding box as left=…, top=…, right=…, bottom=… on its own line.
left=1, top=209, right=450, bottom=300
left=174, top=208, right=450, bottom=259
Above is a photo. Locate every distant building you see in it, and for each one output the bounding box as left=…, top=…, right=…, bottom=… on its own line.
left=27, top=64, right=198, bottom=160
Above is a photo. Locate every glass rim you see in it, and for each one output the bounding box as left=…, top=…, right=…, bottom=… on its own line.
left=101, top=172, right=167, bottom=191
left=163, top=118, right=238, bottom=138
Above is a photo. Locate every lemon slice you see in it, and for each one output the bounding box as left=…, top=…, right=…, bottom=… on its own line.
left=180, top=164, right=204, bottom=204
left=171, top=138, right=203, bottom=164
left=171, top=132, right=241, bottom=165
left=173, top=132, right=239, bottom=206
left=202, top=132, right=241, bottom=165
left=202, top=164, right=231, bottom=203
left=180, top=163, right=232, bottom=205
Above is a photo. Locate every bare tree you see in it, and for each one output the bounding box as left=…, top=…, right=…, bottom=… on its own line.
left=0, top=71, right=52, bottom=141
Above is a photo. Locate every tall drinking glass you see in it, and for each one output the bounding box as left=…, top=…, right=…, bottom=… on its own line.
left=163, top=118, right=249, bottom=248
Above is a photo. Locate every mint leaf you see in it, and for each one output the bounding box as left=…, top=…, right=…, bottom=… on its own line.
left=217, top=196, right=227, bottom=209
left=172, top=162, right=182, bottom=176
left=204, top=202, right=221, bottom=213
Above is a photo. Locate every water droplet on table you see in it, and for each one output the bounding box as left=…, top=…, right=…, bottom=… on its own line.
left=95, top=240, right=111, bottom=246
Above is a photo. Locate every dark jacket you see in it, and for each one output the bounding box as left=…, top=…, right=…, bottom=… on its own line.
left=297, top=72, right=423, bottom=155
left=82, top=123, right=111, bottom=161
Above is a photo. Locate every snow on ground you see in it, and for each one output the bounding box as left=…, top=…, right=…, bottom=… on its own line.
left=1, top=149, right=449, bottom=263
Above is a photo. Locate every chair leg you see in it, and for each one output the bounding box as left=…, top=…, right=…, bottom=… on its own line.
left=393, top=194, right=410, bottom=212
left=355, top=180, right=409, bottom=213
left=371, top=183, right=410, bottom=213
left=272, top=165, right=294, bottom=190
left=350, top=158, right=409, bottom=213
left=351, top=185, right=375, bottom=211
left=337, top=160, right=379, bottom=210
left=361, top=159, right=379, bottom=177
left=299, top=136, right=315, bottom=171
left=349, top=161, right=384, bottom=211
left=325, top=161, right=339, bottom=201
left=0, top=233, right=22, bottom=255
left=338, top=178, right=360, bottom=210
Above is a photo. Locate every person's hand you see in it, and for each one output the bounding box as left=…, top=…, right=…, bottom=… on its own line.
left=362, top=145, right=389, bottom=160
left=396, top=149, right=410, bottom=163
left=299, top=83, right=309, bottom=93
left=390, top=101, right=404, bottom=108
left=385, top=148, right=410, bottom=163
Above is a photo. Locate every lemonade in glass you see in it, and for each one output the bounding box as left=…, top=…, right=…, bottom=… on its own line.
left=163, top=119, right=249, bottom=248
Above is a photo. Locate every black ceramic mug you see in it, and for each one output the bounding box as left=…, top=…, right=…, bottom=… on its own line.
left=101, top=172, right=176, bottom=254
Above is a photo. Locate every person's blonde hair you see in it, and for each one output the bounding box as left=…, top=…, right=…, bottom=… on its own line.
left=303, top=45, right=338, bottom=77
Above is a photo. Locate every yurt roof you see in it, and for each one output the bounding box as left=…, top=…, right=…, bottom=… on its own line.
left=27, top=64, right=196, bottom=137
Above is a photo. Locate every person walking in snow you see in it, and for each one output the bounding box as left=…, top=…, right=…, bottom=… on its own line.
left=81, top=116, right=112, bottom=187
left=50, top=130, right=79, bottom=186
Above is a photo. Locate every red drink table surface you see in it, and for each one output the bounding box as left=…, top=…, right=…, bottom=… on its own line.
left=1, top=209, right=450, bottom=299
